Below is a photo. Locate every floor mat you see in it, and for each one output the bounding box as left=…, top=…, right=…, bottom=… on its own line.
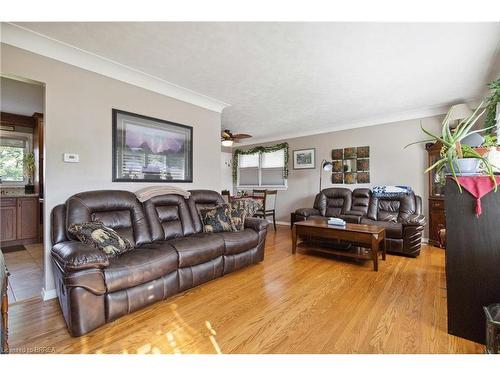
left=2, top=244, right=26, bottom=253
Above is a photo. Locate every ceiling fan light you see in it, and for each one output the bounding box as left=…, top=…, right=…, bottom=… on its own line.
left=222, top=139, right=234, bottom=147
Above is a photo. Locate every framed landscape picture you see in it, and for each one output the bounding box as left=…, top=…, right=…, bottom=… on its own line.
left=293, top=148, right=316, bottom=169
left=112, top=109, right=193, bottom=182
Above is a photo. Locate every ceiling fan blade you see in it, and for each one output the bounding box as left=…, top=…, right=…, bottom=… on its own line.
left=233, top=133, right=252, bottom=139
left=221, top=131, right=231, bottom=138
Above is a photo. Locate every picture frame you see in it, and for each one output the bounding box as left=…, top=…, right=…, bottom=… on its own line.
left=112, top=109, right=193, bottom=182
left=293, top=148, right=316, bottom=169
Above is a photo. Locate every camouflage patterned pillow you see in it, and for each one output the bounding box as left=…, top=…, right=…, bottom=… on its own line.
left=68, top=220, right=133, bottom=257
left=230, top=206, right=246, bottom=231
left=200, top=204, right=236, bottom=233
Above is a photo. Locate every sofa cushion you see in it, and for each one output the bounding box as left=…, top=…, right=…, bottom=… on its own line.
left=103, top=243, right=178, bottom=292
left=65, top=190, right=151, bottom=247
left=308, top=215, right=327, bottom=221
left=230, top=206, right=246, bottom=231
left=351, top=188, right=371, bottom=215
left=367, top=194, right=416, bottom=222
left=314, top=188, right=352, bottom=217
left=68, top=220, right=133, bottom=257
left=200, top=204, right=236, bottom=233
left=220, top=228, right=259, bottom=255
left=360, top=218, right=403, bottom=238
left=187, top=190, right=226, bottom=233
left=168, top=233, right=224, bottom=267
left=143, top=194, right=195, bottom=241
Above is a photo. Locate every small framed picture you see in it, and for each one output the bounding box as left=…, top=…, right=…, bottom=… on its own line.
left=293, top=148, right=316, bottom=169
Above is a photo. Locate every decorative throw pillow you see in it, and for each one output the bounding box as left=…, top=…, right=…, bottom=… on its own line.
left=68, top=220, right=133, bottom=257
left=200, top=204, right=236, bottom=233
left=230, top=206, right=247, bottom=231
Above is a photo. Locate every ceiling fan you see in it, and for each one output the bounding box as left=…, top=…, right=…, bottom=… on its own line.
left=221, top=129, right=252, bottom=146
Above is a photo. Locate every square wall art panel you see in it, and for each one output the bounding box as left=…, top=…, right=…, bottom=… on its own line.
left=329, top=146, right=370, bottom=184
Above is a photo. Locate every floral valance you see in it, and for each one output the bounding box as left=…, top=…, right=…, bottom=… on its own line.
left=232, top=142, right=289, bottom=183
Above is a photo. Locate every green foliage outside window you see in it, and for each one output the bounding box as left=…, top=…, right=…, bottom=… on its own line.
left=0, top=145, right=24, bottom=182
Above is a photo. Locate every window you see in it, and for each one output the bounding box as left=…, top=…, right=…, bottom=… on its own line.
left=0, top=132, right=32, bottom=185
left=237, top=148, right=287, bottom=189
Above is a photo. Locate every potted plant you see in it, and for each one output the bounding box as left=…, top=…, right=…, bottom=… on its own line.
left=484, top=78, right=500, bottom=137
left=23, top=152, right=36, bottom=194
left=406, top=101, right=497, bottom=192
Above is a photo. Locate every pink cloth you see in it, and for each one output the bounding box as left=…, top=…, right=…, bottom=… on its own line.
left=455, top=176, right=500, bottom=216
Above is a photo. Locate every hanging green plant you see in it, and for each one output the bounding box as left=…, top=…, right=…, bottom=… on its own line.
left=232, top=142, right=289, bottom=183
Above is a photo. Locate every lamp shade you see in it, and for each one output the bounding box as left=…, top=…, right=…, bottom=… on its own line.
left=221, top=139, right=234, bottom=147
left=322, top=160, right=333, bottom=171
left=448, top=103, right=473, bottom=121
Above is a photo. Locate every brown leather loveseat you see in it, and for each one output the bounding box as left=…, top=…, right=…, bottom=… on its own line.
left=51, top=189, right=268, bottom=336
left=295, top=188, right=426, bottom=257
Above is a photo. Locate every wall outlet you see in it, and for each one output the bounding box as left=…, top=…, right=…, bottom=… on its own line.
left=63, top=153, right=79, bottom=163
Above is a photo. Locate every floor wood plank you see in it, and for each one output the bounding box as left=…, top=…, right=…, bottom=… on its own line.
left=7, top=226, right=484, bottom=354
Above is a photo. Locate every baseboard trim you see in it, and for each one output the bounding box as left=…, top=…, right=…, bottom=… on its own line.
left=41, top=288, right=57, bottom=301
left=276, top=221, right=291, bottom=226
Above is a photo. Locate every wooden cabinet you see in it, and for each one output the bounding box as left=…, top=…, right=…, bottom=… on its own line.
left=0, top=197, right=39, bottom=246
left=426, top=142, right=446, bottom=246
left=17, top=197, right=38, bottom=240
left=1, top=250, right=8, bottom=354
left=0, top=199, right=17, bottom=242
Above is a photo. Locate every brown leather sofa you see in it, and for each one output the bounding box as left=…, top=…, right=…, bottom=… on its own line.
left=295, top=188, right=426, bottom=257
left=50, top=189, right=268, bottom=337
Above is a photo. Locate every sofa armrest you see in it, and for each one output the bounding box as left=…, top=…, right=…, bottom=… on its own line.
left=52, top=241, right=109, bottom=272
left=295, top=208, right=320, bottom=218
left=244, top=217, right=269, bottom=232
left=401, top=214, right=427, bottom=226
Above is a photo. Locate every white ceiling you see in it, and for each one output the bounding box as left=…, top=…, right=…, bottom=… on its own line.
left=13, top=22, right=500, bottom=143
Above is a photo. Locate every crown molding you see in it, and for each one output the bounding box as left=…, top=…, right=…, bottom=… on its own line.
left=238, top=98, right=481, bottom=146
left=1, top=23, right=230, bottom=113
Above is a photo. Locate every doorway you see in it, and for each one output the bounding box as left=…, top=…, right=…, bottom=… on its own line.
left=0, top=76, right=45, bottom=303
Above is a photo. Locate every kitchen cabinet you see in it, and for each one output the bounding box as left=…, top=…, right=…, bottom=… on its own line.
left=0, top=196, right=39, bottom=246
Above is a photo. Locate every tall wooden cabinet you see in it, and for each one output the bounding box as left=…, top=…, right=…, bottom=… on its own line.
left=426, top=142, right=446, bottom=246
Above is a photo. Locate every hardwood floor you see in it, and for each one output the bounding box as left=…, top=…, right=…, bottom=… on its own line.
left=7, top=226, right=483, bottom=354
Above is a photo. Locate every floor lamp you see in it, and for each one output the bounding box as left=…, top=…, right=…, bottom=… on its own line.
left=319, top=160, right=333, bottom=192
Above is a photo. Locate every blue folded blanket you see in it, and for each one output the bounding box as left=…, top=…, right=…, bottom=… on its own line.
left=372, top=185, right=413, bottom=198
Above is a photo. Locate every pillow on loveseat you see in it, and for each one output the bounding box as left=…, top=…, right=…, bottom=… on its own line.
left=230, top=206, right=247, bottom=231
left=68, top=220, right=133, bottom=257
left=200, top=204, right=237, bottom=233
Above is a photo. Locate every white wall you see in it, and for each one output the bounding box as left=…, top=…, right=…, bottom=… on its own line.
left=236, top=115, right=443, bottom=235
left=0, top=76, right=44, bottom=115
left=221, top=150, right=233, bottom=193
left=0, top=44, right=222, bottom=294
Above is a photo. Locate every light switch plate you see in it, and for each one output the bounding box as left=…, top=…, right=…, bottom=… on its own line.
left=63, top=153, right=79, bottom=163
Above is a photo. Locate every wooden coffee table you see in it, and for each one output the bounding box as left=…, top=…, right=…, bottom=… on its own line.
left=292, top=219, right=386, bottom=271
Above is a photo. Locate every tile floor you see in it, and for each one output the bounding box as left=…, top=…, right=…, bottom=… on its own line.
left=4, top=243, right=44, bottom=303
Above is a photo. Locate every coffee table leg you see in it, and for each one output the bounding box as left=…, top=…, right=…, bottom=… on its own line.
left=382, top=238, right=386, bottom=261
left=292, top=224, right=297, bottom=254
left=371, top=235, right=379, bottom=271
